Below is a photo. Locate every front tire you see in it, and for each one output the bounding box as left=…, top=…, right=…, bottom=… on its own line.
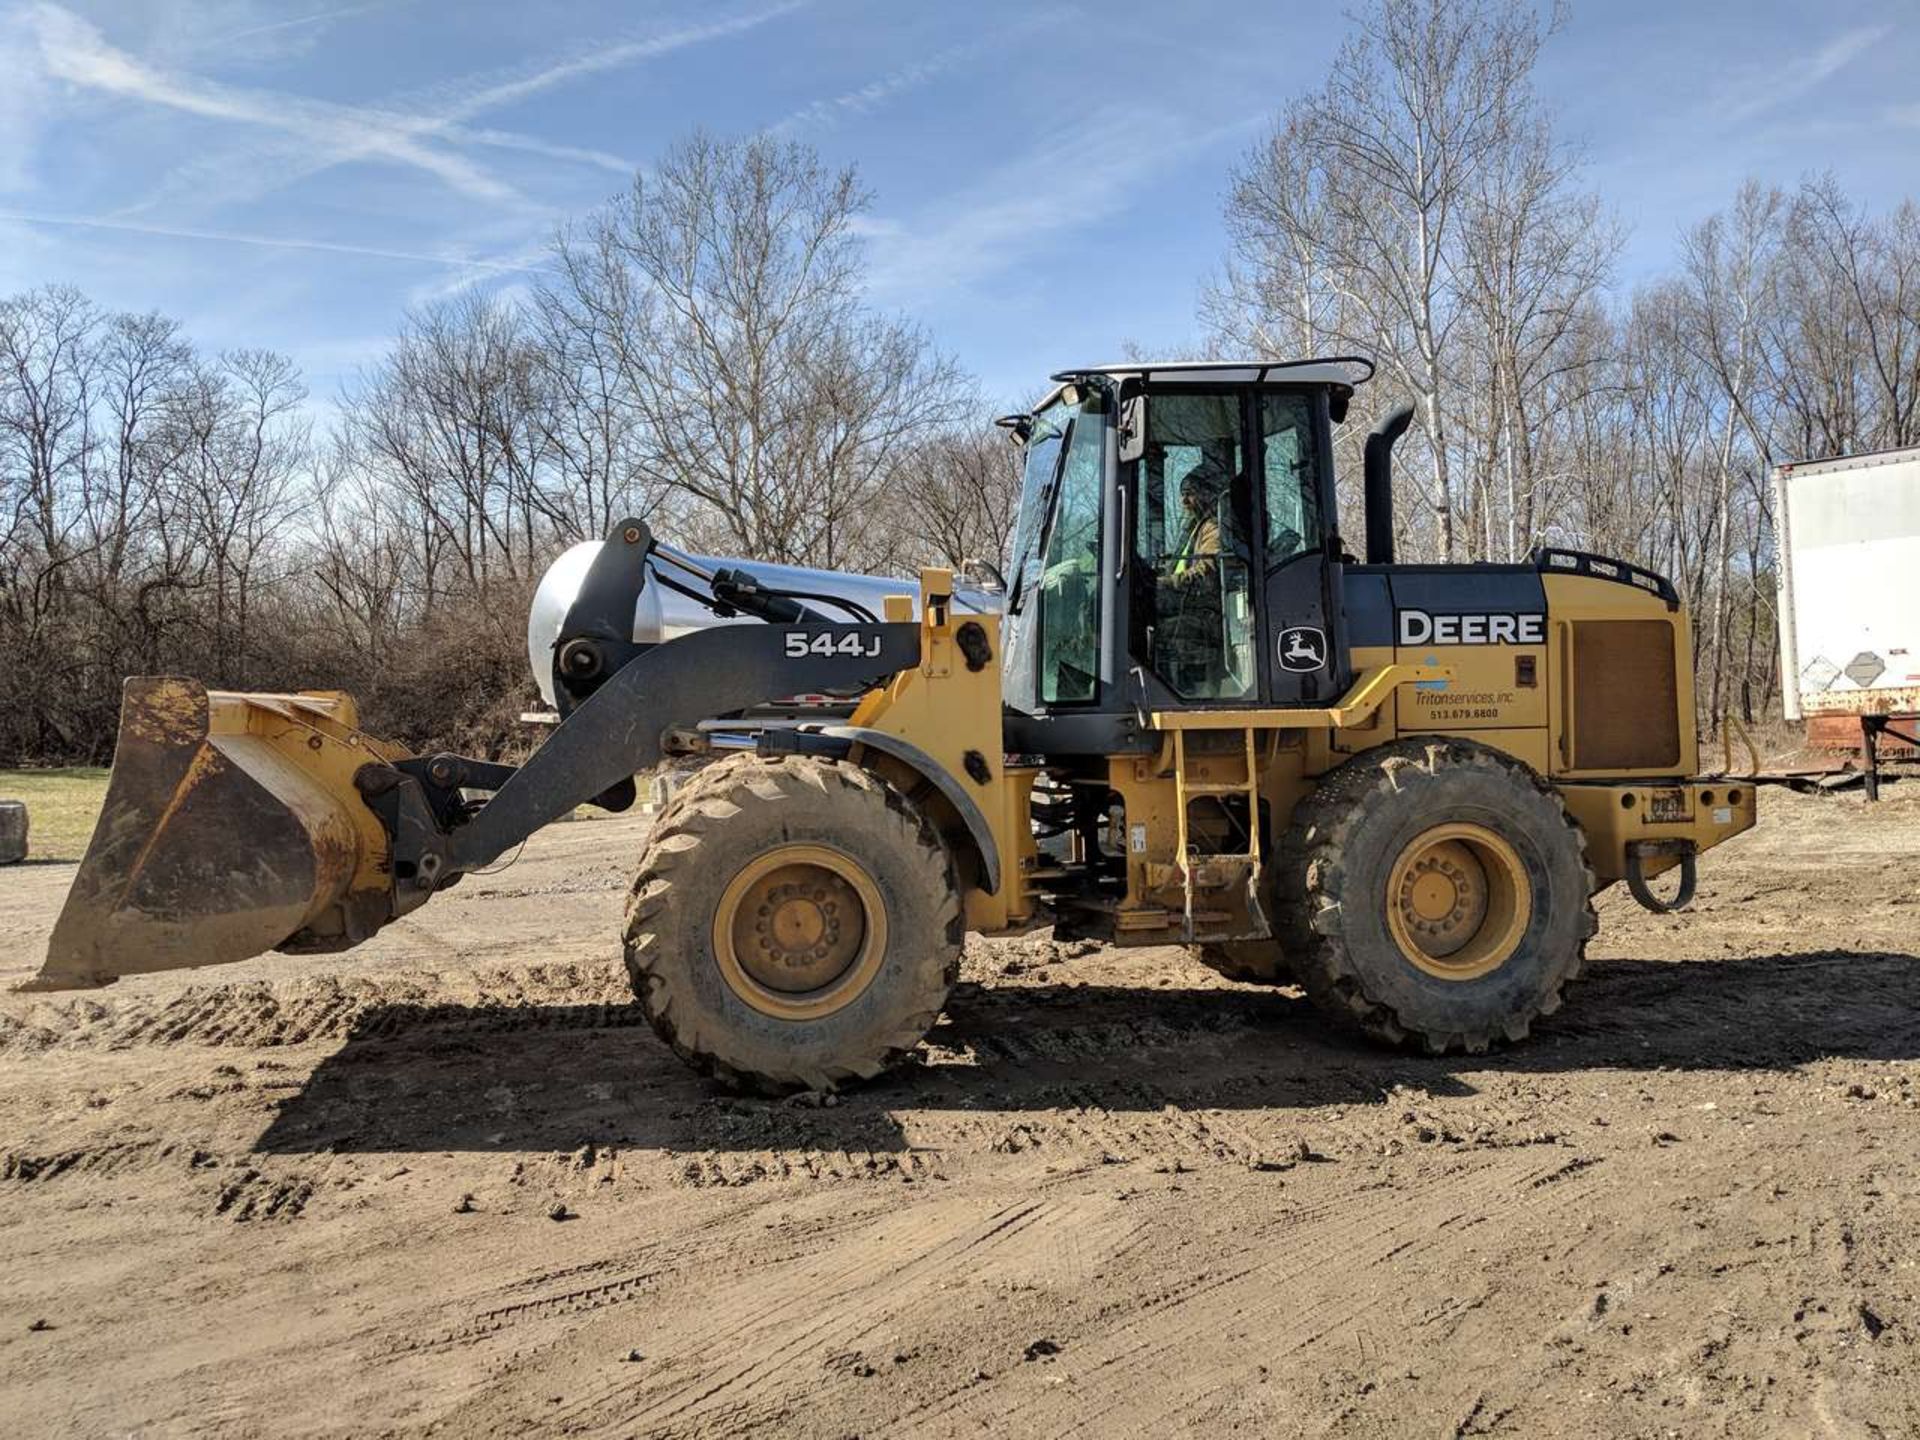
left=1277, top=739, right=1595, bottom=1054
left=624, top=755, right=961, bottom=1093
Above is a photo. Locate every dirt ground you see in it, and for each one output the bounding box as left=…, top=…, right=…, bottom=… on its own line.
left=2, top=783, right=1918, bottom=1438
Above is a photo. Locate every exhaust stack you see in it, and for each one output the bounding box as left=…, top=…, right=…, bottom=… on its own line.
left=1363, top=402, right=1416, bottom=566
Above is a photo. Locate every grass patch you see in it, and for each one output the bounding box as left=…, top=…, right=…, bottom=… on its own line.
left=0, top=768, right=110, bottom=862
left=0, top=758, right=635, bottom=867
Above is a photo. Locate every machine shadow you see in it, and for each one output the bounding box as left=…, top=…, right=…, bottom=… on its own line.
left=255, top=948, right=1920, bottom=1157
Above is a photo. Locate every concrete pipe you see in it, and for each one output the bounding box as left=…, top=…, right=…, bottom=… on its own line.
left=0, top=800, right=27, bottom=864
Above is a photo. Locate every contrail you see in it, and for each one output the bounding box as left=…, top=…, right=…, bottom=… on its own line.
left=0, top=210, right=546, bottom=272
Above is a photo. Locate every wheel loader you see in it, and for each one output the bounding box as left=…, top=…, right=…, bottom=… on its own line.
left=27, top=357, right=1757, bottom=1091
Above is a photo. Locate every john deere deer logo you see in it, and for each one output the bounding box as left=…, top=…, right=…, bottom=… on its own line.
left=1279, top=627, right=1325, bottom=672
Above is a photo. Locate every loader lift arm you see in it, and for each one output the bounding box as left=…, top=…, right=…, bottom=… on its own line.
left=396, top=619, right=924, bottom=884
left=426, top=515, right=926, bottom=876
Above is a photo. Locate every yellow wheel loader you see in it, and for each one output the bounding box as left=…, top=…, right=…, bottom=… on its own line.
left=28, top=358, right=1756, bottom=1091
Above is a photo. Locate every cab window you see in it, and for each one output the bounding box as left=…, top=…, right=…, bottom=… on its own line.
left=1261, top=392, right=1320, bottom=565
left=1131, top=391, right=1255, bottom=701
left=1036, top=404, right=1104, bottom=703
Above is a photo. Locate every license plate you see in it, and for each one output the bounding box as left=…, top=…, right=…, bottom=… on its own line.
left=1647, top=789, right=1689, bottom=823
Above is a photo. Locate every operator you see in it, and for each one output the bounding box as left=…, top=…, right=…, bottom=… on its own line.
left=1157, top=454, right=1244, bottom=694
left=1168, top=456, right=1232, bottom=592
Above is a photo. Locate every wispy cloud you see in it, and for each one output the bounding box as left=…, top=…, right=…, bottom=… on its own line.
left=0, top=8, right=50, bottom=192
left=765, top=53, right=964, bottom=137
left=1720, top=23, right=1890, bottom=123
left=134, top=0, right=805, bottom=214
left=453, top=126, right=632, bottom=175
left=18, top=1, right=804, bottom=216
left=208, top=2, right=393, bottom=50
left=25, top=3, right=517, bottom=202
left=431, top=2, right=809, bottom=121
left=403, top=238, right=556, bottom=308
left=861, top=107, right=1262, bottom=301
left=765, top=8, right=1073, bottom=138
left=0, top=209, right=548, bottom=273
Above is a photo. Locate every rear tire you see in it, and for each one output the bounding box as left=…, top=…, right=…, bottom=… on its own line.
left=1277, top=739, right=1595, bottom=1054
left=624, top=755, right=961, bottom=1093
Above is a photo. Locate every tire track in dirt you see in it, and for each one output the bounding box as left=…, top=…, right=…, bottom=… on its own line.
left=392, top=1267, right=679, bottom=1355
left=513, top=1187, right=1146, bottom=1438
left=883, top=1149, right=1610, bottom=1437
left=951, top=1008, right=1261, bottom=1066
left=3, top=1138, right=192, bottom=1184
left=674, top=1146, right=942, bottom=1186
left=372, top=1201, right=892, bottom=1361
left=3, top=1136, right=328, bottom=1221
left=210, top=1166, right=317, bottom=1221
left=0, top=962, right=641, bottom=1053
left=586, top=1199, right=1059, bottom=1437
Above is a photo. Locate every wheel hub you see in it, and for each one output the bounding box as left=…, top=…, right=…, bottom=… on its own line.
left=713, top=845, right=888, bottom=1020
left=744, top=869, right=863, bottom=994
left=1386, top=823, right=1530, bottom=981
left=1397, top=840, right=1490, bottom=957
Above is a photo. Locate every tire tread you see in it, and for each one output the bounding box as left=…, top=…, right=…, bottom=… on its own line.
left=623, top=754, right=961, bottom=1093
left=1276, top=739, right=1596, bottom=1055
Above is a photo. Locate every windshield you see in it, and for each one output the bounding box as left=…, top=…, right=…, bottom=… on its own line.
left=1001, top=391, right=1106, bottom=708
left=1003, top=400, right=1069, bottom=614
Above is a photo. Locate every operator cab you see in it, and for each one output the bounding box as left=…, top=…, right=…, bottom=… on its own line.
left=998, top=358, right=1370, bottom=754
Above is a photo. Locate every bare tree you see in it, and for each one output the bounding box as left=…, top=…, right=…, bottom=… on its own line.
left=1204, top=120, right=1354, bottom=361
left=879, top=418, right=1023, bottom=574
left=1454, top=110, right=1618, bottom=559
left=0, top=286, right=315, bottom=758
left=336, top=294, right=557, bottom=610
left=540, top=131, right=967, bottom=569
left=1212, top=0, right=1565, bottom=560
left=527, top=231, right=673, bottom=542
left=1676, top=183, right=1785, bottom=724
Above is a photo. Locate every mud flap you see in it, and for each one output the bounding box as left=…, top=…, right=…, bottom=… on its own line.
left=22, top=678, right=389, bottom=992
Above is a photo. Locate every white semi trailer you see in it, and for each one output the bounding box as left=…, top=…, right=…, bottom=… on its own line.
left=1773, top=445, right=1920, bottom=752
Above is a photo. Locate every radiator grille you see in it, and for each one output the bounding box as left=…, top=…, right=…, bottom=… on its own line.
left=1571, top=620, right=1679, bottom=770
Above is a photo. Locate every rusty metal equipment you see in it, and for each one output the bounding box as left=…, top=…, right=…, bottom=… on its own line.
left=1861, top=713, right=1920, bottom=802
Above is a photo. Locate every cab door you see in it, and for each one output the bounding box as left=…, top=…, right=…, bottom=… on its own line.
left=1257, top=389, right=1346, bottom=706
left=1128, top=388, right=1260, bottom=705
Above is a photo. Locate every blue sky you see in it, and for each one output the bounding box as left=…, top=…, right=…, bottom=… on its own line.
left=1, top=0, right=1916, bottom=413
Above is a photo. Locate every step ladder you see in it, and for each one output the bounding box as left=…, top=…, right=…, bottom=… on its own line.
left=1170, top=726, right=1268, bottom=943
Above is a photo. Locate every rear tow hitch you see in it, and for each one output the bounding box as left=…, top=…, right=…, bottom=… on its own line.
left=1625, top=839, right=1698, bottom=913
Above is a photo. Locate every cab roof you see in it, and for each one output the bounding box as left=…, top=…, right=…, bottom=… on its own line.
left=1004, top=357, right=1378, bottom=438
left=1050, top=356, right=1375, bottom=390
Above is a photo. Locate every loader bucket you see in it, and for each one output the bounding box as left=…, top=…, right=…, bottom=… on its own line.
left=23, top=677, right=404, bottom=992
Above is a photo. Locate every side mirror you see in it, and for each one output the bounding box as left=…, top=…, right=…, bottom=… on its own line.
left=960, top=556, right=1007, bottom=594
left=1118, top=393, right=1144, bottom=462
